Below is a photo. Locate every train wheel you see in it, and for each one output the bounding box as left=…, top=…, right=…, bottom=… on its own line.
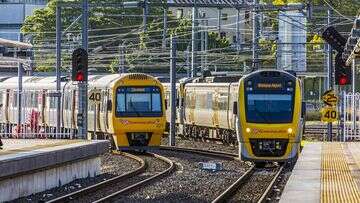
left=109, top=135, right=116, bottom=150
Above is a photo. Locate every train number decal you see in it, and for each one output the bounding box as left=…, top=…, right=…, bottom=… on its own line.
left=89, top=89, right=101, bottom=104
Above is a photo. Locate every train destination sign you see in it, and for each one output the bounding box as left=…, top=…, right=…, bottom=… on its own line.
left=321, top=107, right=338, bottom=123
left=322, top=89, right=338, bottom=106
left=257, top=83, right=282, bottom=89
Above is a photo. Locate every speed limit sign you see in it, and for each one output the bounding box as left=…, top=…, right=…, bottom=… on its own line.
left=321, top=107, right=338, bottom=123
left=89, top=89, right=102, bottom=104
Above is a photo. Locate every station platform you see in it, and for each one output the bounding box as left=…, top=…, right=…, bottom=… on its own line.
left=280, top=142, right=360, bottom=203
left=0, top=138, right=109, bottom=202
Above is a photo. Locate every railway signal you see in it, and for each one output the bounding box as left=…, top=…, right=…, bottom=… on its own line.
left=322, top=26, right=347, bottom=52
left=71, top=48, right=88, bottom=82
left=335, top=52, right=351, bottom=85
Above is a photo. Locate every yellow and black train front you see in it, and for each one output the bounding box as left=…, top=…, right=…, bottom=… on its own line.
left=112, top=74, right=166, bottom=150
left=238, top=70, right=303, bottom=163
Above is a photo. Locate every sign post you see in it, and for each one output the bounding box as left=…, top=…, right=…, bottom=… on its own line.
left=321, top=89, right=338, bottom=141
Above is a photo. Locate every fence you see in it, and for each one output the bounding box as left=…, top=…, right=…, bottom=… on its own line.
left=0, top=89, right=74, bottom=139
left=342, top=92, right=360, bottom=141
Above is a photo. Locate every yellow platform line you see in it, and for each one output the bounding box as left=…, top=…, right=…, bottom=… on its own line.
left=321, top=143, right=360, bottom=203
left=348, top=142, right=360, bottom=170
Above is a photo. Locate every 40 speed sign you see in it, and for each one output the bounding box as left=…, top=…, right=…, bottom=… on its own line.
left=321, top=107, right=338, bottom=123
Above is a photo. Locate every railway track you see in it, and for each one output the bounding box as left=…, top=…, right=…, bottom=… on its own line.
left=158, top=146, right=285, bottom=203
left=46, top=151, right=175, bottom=203
left=213, top=165, right=284, bottom=203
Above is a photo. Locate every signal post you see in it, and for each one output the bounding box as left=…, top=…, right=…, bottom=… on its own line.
left=72, top=48, right=88, bottom=139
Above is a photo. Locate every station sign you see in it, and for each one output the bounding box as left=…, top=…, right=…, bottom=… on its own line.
left=321, top=107, right=338, bottom=123
left=89, top=89, right=102, bottom=104
left=322, top=89, right=338, bottom=107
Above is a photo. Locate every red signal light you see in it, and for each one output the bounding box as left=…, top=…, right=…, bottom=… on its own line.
left=75, top=71, right=85, bottom=81
left=339, top=75, right=348, bottom=86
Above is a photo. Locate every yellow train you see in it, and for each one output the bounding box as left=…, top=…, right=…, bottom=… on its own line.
left=0, top=73, right=166, bottom=150
left=164, top=70, right=304, bottom=164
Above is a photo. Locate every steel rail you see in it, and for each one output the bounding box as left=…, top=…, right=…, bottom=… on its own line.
left=257, top=166, right=284, bottom=203
left=46, top=151, right=146, bottom=203
left=93, top=152, right=175, bottom=203
left=212, top=165, right=256, bottom=203
left=159, top=145, right=238, bottom=159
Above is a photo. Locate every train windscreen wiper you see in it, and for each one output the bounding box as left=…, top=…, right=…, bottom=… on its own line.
left=129, top=99, right=141, bottom=117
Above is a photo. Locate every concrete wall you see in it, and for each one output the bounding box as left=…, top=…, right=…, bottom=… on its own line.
left=0, top=157, right=101, bottom=202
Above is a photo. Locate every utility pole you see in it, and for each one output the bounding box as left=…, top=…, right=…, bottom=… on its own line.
left=327, top=9, right=333, bottom=141
left=143, top=0, right=148, bottom=32
left=218, top=8, right=222, bottom=34
left=162, top=7, right=167, bottom=50
left=119, top=44, right=125, bottom=73
left=56, top=5, right=62, bottom=138
left=204, top=19, right=208, bottom=70
left=186, top=45, right=190, bottom=77
left=79, top=0, right=88, bottom=139
left=200, top=13, right=205, bottom=72
left=16, top=42, right=23, bottom=137
left=169, top=36, right=176, bottom=146
left=191, top=0, right=198, bottom=77
left=252, top=0, right=260, bottom=71
left=236, top=9, right=242, bottom=52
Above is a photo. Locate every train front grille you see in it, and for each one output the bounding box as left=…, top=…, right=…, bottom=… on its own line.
left=249, top=139, right=288, bottom=157
left=126, top=132, right=152, bottom=146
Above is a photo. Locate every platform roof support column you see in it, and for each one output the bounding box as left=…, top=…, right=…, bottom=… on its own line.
left=56, top=5, right=62, bottom=139
left=170, top=36, right=177, bottom=146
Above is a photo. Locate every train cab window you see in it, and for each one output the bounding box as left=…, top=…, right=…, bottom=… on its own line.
left=116, top=86, right=162, bottom=117
left=246, top=94, right=293, bottom=123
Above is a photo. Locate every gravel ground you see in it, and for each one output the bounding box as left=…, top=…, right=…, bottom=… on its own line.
left=114, top=149, right=250, bottom=203
left=11, top=152, right=140, bottom=203
left=229, top=166, right=279, bottom=202
left=72, top=154, right=170, bottom=202
left=162, top=136, right=238, bottom=154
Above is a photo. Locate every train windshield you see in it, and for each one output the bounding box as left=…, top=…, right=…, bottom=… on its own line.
left=116, top=86, right=162, bottom=117
left=246, top=94, right=293, bottom=123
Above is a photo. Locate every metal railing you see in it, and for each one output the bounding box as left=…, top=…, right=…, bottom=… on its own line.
left=342, top=92, right=360, bottom=141
left=0, top=89, right=73, bottom=139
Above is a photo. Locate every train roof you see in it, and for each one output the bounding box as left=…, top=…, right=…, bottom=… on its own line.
left=0, top=73, right=160, bottom=91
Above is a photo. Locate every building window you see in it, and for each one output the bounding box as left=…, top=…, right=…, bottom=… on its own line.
left=232, top=35, right=237, bottom=43
left=245, top=10, right=250, bottom=24
left=220, top=32, right=226, bottom=38
left=221, top=13, right=228, bottom=21
left=176, top=9, right=183, bottom=19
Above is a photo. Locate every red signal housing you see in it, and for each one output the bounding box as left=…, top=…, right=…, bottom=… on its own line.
left=71, top=48, right=88, bottom=82
left=75, top=71, right=85, bottom=81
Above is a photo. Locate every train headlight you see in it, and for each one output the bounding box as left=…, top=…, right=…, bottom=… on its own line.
left=287, top=128, right=293, bottom=134
left=246, top=128, right=251, bottom=133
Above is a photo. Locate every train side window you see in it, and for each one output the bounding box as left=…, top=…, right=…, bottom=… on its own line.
left=107, top=100, right=112, bottom=111
left=164, top=99, right=168, bottom=110
left=233, top=101, right=238, bottom=115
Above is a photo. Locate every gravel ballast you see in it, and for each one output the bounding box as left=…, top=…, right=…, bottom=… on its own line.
left=11, top=152, right=140, bottom=203
left=73, top=154, right=170, bottom=202
left=115, top=149, right=250, bottom=203
left=229, top=167, right=279, bottom=202
left=162, top=136, right=238, bottom=154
